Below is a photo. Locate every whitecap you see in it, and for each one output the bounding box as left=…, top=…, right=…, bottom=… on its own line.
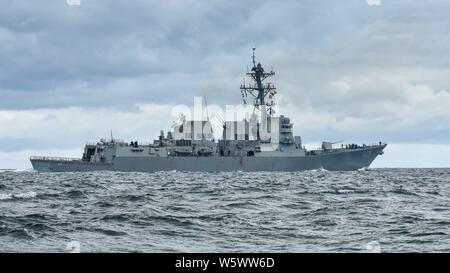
left=310, top=167, right=329, bottom=172
left=13, top=169, right=35, bottom=173
left=365, top=241, right=382, bottom=253
left=23, top=228, right=38, bottom=239
left=66, top=241, right=81, bottom=253
left=0, top=191, right=37, bottom=200
left=337, top=189, right=354, bottom=194
left=14, top=191, right=37, bottom=199
left=0, top=169, right=36, bottom=173
left=0, top=169, right=15, bottom=173
left=0, top=193, right=13, bottom=200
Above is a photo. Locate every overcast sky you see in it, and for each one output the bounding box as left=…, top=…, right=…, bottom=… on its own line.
left=1, top=0, right=450, bottom=169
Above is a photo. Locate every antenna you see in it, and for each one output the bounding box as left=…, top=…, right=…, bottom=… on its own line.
left=240, top=48, right=277, bottom=116
left=252, top=47, right=256, bottom=68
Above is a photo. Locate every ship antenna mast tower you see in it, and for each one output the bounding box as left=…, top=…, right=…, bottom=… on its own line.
left=240, top=48, right=277, bottom=116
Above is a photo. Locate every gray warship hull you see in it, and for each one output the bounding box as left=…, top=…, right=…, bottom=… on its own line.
left=30, top=144, right=386, bottom=172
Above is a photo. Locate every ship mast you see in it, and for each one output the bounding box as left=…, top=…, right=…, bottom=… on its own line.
left=240, top=48, right=277, bottom=116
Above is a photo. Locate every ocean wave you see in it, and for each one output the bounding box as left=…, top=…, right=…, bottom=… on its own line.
left=308, top=168, right=329, bottom=173
left=14, top=169, right=35, bottom=173
left=4, top=228, right=37, bottom=240
left=91, top=228, right=128, bottom=236
left=391, top=188, right=419, bottom=196
left=337, top=189, right=355, bottom=194
left=1, top=168, right=450, bottom=252
left=15, top=191, right=37, bottom=199
left=101, top=213, right=132, bottom=222
left=0, top=191, right=37, bottom=200
left=0, top=169, right=35, bottom=173
left=65, top=189, right=87, bottom=198
left=0, top=193, right=12, bottom=200
left=312, top=218, right=337, bottom=227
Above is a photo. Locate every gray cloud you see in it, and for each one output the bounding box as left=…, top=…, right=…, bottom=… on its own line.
left=0, top=0, right=450, bottom=158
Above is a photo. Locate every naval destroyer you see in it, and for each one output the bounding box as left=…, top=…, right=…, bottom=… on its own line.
left=30, top=49, right=386, bottom=172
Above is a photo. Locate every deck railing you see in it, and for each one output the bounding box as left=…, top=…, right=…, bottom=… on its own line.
left=30, top=156, right=81, bottom=162
left=308, top=143, right=386, bottom=152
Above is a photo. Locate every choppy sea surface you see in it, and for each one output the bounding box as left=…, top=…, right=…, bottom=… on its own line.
left=0, top=168, right=449, bottom=252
